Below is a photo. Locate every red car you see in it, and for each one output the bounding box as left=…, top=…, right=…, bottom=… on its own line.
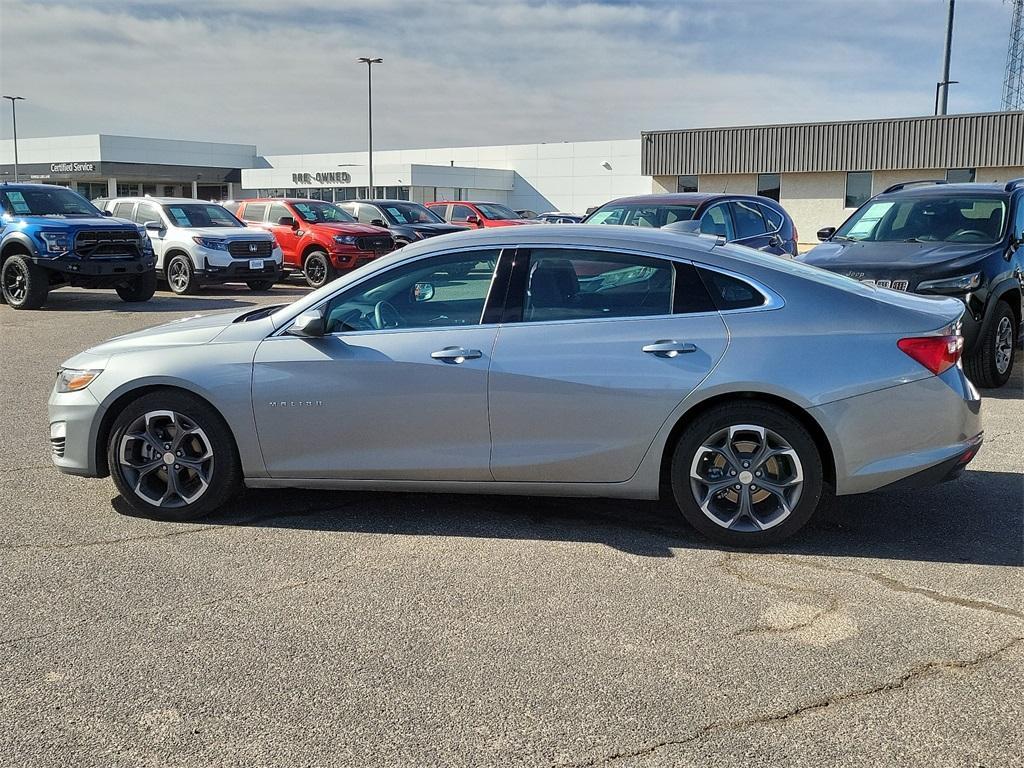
left=228, top=199, right=395, bottom=288
left=426, top=201, right=537, bottom=228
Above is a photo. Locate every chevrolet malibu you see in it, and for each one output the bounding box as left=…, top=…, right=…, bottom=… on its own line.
left=48, top=226, right=983, bottom=546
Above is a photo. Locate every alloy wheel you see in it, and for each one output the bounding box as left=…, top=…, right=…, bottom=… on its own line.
left=169, top=260, right=189, bottom=292
left=118, top=410, right=214, bottom=508
left=995, top=315, right=1013, bottom=375
left=306, top=256, right=326, bottom=286
left=689, top=424, right=804, bottom=532
left=3, top=262, right=27, bottom=303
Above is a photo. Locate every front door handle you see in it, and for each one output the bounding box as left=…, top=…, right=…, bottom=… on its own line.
left=430, top=346, right=482, bottom=363
left=642, top=340, right=697, bottom=357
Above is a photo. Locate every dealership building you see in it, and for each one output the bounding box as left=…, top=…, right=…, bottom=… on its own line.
left=3, top=111, right=1022, bottom=244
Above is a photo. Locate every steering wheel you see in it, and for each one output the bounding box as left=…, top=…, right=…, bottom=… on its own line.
left=373, top=300, right=403, bottom=330
left=948, top=229, right=990, bottom=242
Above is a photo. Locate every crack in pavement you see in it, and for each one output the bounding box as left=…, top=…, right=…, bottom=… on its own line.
left=0, top=525, right=222, bottom=552
left=554, top=634, right=1024, bottom=767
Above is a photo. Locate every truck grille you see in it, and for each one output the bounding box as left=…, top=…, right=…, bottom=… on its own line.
left=228, top=240, right=273, bottom=259
left=75, top=230, right=143, bottom=259
left=356, top=235, right=394, bottom=253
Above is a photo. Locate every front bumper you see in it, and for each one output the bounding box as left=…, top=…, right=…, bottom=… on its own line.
left=811, top=365, right=983, bottom=496
left=328, top=248, right=390, bottom=269
left=198, top=259, right=283, bottom=284
left=48, top=385, right=104, bottom=477
left=33, top=254, right=155, bottom=281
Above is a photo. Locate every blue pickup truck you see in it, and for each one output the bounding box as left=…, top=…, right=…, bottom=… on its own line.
left=0, top=183, right=156, bottom=309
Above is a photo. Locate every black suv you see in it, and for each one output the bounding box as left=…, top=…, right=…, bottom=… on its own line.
left=338, top=199, right=465, bottom=247
left=582, top=193, right=800, bottom=257
left=802, top=180, right=1024, bottom=388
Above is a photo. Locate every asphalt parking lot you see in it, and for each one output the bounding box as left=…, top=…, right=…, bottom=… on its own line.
left=1, top=285, right=1022, bottom=767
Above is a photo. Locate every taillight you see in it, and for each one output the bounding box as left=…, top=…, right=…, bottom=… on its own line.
left=897, top=334, right=963, bottom=375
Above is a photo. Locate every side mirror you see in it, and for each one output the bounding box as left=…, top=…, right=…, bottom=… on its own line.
left=101, top=210, right=113, bottom=217
left=817, top=226, right=836, bottom=242
left=466, top=215, right=482, bottom=226
left=412, top=282, right=435, bottom=302
left=277, top=216, right=296, bottom=228
left=144, top=220, right=163, bottom=231
left=286, top=307, right=326, bottom=338
left=371, top=219, right=387, bottom=228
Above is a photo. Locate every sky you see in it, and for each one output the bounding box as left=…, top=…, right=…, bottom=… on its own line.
left=0, top=0, right=1014, bottom=154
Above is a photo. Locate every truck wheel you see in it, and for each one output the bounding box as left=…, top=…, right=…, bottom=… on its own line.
left=116, top=270, right=158, bottom=303
left=246, top=278, right=276, bottom=292
left=1, top=254, right=50, bottom=310
left=964, top=300, right=1017, bottom=389
left=303, top=250, right=335, bottom=289
left=166, top=254, right=199, bottom=295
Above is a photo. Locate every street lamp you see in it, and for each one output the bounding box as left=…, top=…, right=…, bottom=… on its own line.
left=357, top=57, right=383, bottom=197
left=3, top=96, right=26, bottom=182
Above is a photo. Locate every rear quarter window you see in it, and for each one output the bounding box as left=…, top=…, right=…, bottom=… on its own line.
left=697, top=268, right=766, bottom=310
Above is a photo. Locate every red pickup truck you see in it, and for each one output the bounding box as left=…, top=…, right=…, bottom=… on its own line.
left=228, top=198, right=394, bottom=288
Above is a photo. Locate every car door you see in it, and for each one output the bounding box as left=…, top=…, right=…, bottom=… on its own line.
left=487, top=247, right=729, bottom=482
left=252, top=247, right=506, bottom=480
left=133, top=201, right=167, bottom=267
left=450, top=204, right=482, bottom=228
left=266, top=202, right=303, bottom=264
left=728, top=200, right=776, bottom=252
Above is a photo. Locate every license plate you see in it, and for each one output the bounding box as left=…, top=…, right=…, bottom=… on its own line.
left=249, top=259, right=264, bottom=270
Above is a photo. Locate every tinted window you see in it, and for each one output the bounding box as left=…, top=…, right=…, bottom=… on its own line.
left=700, top=203, right=734, bottom=239
left=268, top=203, right=292, bottom=225
left=757, top=173, right=781, bottom=202
left=677, top=175, right=698, bottom=193
left=522, top=249, right=675, bottom=322
left=323, top=250, right=500, bottom=333
left=730, top=201, right=768, bottom=239
left=134, top=202, right=162, bottom=226
left=475, top=203, right=519, bottom=220
left=845, top=171, right=873, bottom=209
left=946, top=168, right=976, bottom=184
left=587, top=204, right=697, bottom=227
left=835, top=196, right=1007, bottom=244
left=698, top=268, right=767, bottom=311
left=241, top=203, right=268, bottom=223
left=429, top=204, right=449, bottom=221
left=351, top=204, right=382, bottom=224
left=163, top=203, right=241, bottom=228
left=113, top=202, right=135, bottom=219
left=292, top=201, right=355, bottom=223
left=450, top=204, right=475, bottom=221
left=1015, top=197, right=1024, bottom=240
left=382, top=202, right=443, bottom=224
left=758, top=205, right=784, bottom=232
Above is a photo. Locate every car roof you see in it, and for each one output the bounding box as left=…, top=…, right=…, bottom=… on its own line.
left=599, top=193, right=778, bottom=207
left=348, top=199, right=423, bottom=205
left=239, top=198, right=337, bottom=204
left=0, top=182, right=72, bottom=190
left=878, top=182, right=1011, bottom=198
left=107, top=196, right=206, bottom=205
left=427, top=200, right=502, bottom=206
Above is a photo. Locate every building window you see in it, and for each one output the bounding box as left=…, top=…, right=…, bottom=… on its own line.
left=756, top=173, right=780, bottom=202
left=116, top=183, right=138, bottom=197
left=677, top=175, right=698, bottom=193
left=946, top=168, right=976, bottom=183
left=845, top=171, right=873, bottom=209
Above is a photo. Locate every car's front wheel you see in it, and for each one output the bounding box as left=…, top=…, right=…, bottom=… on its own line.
left=107, top=390, right=242, bottom=521
left=302, top=249, right=336, bottom=289
left=1, top=254, right=50, bottom=309
left=166, top=254, right=199, bottom=295
left=964, top=300, right=1017, bottom=388
left=670, top=403, right=823, bottom=547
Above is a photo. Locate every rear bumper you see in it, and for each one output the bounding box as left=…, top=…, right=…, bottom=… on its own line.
left=811, top=366, right=983, bottom=496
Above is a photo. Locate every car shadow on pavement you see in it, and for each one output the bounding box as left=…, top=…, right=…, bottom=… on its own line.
left=115, top=469, right=1023, bottom=566
left=30, top=284, right=309, bottom=313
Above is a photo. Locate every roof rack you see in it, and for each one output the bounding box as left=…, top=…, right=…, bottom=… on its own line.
left=882, top=180, right=948, bottom=194
left=1005, top=178, right=1024, bottom=192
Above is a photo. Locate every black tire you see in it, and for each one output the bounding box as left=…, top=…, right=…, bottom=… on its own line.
left=303, top=250, right=336, bottom=289
left=964, top=300, right=1017, bottom=389
left=1, top=254, right=50, bottom=309
left=669, top=402, right=824, bottom=547
left=107, top=390, right=242, bottom=521
left=115, top=270, right=158, bottom=303
left=166, top=254, right=199, bottom=295
left=246, top=279, right=276, bottom=292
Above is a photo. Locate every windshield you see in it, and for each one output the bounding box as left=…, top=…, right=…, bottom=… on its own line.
left=164, top=203, right=243, bottom=228
left=292, top=200, right=356, bottom=224
left=586, top=204, right=698, bottom=228
left=835, top=196, right=1007, bottom=244
left=0, top=187, right=101, bottom=218
left=381, top=202, right=445, bottom=225
left=475, top=203, right=521, bottom=220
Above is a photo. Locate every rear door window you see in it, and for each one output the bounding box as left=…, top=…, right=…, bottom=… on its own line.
left=730, top=201, right=768, bottom=239
left=241, top=203, right=268, bottom=223
left=450, top=204, right=475, bottom=222
left=267, top=203, right=291, bottom=225
left=113, top=201, right=135, bottom=219
left=134, top=202, right=162, bottom=226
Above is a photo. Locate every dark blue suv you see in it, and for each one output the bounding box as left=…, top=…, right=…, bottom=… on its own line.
left=802, top=180, right=1024, bottom=388
left=0, top=183, right=156, bottom=310
left=582, top=193, right=800, bottom=257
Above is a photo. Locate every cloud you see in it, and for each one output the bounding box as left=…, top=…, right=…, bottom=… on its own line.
left=0, top=0, right=1011, bottom=153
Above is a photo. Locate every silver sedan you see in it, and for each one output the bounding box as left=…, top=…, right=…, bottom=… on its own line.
left=48, top=225, right=983, bottom=546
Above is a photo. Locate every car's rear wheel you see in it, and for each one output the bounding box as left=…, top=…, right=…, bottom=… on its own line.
left=166, top=254, right=199, bottom=295
left=964, top=300, right=1016, bottom=388
left=303, top=249, right=335, bottom=289
left=107, top=390, right=241, bottom=521
left=1, top=254, right=50, bottom=309
left=116, top=270, right=157, bottom=302
left=670, top=403, right=823, bottom=547
left=246, top=278, right=276, bottom=292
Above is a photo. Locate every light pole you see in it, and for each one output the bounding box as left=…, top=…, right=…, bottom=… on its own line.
left=3, top=96, right=26, bottom=182
left=935, top=0, right=956, bottom=115
left=357, top=57, right=382, bottom=197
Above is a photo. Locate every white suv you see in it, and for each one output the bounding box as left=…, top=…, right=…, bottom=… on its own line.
left=102, top=197, right=283, bottom=294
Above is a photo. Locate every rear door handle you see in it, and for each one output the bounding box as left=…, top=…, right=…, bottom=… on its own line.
left=642, top=340, right=697, bottom=357
left=430, top=346, right=482, bottom=363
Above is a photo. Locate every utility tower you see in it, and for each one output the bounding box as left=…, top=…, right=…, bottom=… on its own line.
left=1004, top=0, right=1024, bottom=111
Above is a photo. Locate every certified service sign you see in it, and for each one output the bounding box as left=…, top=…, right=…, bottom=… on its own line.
left=49, top=162, right=96, bottom=174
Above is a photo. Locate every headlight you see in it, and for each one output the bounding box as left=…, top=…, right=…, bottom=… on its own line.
left=917, top=272, right=982, bottom=295
left=192, top=236, right=229, bottom=250
left=56, top=368, right=102, bottom=393
left=39, top=232, right=71, bottom=254
left=334, top=235, right=357, bottom=245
